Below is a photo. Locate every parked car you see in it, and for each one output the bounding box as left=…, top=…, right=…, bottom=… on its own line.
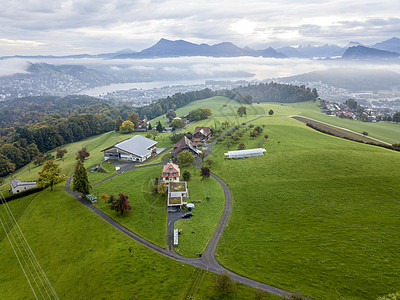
left=84, top=194, right=97, bottom=204
left=182, top=212, right=193, bottom=218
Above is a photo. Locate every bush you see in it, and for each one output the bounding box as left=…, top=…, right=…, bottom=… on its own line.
left=214, top=271, right=235, bottom=297
left=3, top=187, right=45, bottom=203
left=182, top=170, right=191, bottom=181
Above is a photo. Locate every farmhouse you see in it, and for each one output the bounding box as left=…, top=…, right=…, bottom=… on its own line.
left=102, top=135, right=157, bottom=162
left=173, top=136, right=202, bottom=158
left=192, top=126, right=211, bottom=142
left=162, top=162, right=180, bottom=182
left=224, top=148, right=266, bottom=159
left=10, top=179, right=37, bottom=194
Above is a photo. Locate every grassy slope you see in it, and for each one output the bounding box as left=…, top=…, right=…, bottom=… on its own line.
left=150, top=96, right=264, bottom=126
left=209, top=114, right=400, bottom=299
left=0, top=187, right=195, bottom=299
left=174, top=165, right=225, bottom=257
left=0, top=187, right=276, bottom=299
left=91, top=166, right=167, bottom=247
left=277, top=101, right=400, bottom=144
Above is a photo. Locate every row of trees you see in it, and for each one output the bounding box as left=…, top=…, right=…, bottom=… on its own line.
left=232, top=82, right=318, bottom=103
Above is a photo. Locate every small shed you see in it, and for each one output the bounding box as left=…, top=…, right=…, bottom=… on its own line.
left=224, top=148, right=266, bottom=159
left=10, top=179, right=37, bottom=194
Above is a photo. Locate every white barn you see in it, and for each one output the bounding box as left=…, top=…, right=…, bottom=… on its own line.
left=224, top=148, right=266, bottom=159
left=10, top=179, right=37, bottom=194
left=102, top=135, right=157, bottom=162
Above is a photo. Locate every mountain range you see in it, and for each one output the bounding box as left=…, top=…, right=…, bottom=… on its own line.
left=1, top=37, right=400, bottom=60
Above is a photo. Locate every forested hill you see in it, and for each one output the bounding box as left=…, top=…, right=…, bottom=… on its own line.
left=232, top=82, right=319, bottom=103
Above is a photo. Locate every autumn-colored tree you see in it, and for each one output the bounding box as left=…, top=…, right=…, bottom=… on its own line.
left=72, top=159, right=91, bottom=194
left=38, top=160, right=67, bottom=190
left=177, top=151, right=196, bottom=166
left=169, top=118, right=185, bottom=130
left=157, top=182, right=168, bottom=195
left=119, top=120, right=135, bottom=133
left=76, top=148, right=90, bottom=162
left=110, top=193, right=132, bottom=215
left=264, top=134, right=269, bottom=140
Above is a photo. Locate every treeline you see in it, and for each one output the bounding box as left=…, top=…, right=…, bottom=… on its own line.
left=232, top=82, right=319, bottom=103
left=137, top=88, right=238, bottom=120
left=0, top=113, right=114, bottom=176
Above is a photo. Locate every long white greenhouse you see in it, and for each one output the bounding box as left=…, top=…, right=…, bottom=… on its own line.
left=224, top=148, right=266, bottom=159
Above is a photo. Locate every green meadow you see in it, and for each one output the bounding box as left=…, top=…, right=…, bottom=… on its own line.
left=1, top=97, right=400, bottom=299
left=91, top=166, right=167, bottom=247
left=208, top=114, right=400, bottom=299
left=150, top=96, right=264, bottom=126
left=174, top=165, right=225, bottom=257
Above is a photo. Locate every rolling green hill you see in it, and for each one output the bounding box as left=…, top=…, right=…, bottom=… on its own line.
left=1, top=97, right=400, bottom=299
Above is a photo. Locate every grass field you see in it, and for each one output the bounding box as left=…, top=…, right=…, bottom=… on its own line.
left=0, top=187, right=196, bottom=299
left=0, top=186, right=277, bottom=299
left=91, top=166, right=167, bottom=247
left=276, top=101, right=400, bottom=144
left=150, top=96, right=265, bottom=126
left=174, top=165, right=225, bottom=257
left=207, top=115, right=400, bottom=299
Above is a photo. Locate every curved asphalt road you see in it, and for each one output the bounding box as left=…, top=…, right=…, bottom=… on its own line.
left=65, top=111, right=294, bottom=298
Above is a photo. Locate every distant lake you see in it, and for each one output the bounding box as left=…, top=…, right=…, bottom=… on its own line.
left=78, top=79, right=214, bottom=96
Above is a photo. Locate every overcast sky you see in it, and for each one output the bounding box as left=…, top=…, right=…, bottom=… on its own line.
left=0, top=0, right=399, bottom=56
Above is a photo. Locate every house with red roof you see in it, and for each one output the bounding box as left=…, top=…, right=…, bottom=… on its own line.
left=162, top=162, right=180, bottom=182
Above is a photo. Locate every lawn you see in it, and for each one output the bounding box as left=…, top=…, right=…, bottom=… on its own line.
left=0, top=185, right=282, bottom=299
left=91, top=165, right=168, bottom=247
left=87, top=160, right=118, bottom=184
left=150, top=96, right=265, bottom=126
left=174, top=165, right=225, bottom=257
left=208, top=115, right=400, bottom=299
left=0, top=187, right=196, bottom=299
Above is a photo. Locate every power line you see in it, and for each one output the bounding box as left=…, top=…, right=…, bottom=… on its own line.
left=0, top=192, right=59, bottom=299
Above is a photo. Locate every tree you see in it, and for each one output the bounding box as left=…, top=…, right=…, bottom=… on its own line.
left=37, top=160, right=67, bottom=190
left=34, top=153, right=45, bottom=165
left=393, top=111, right=400, bottom=123
left=264, top=134, right=269, bottom=140
left=110, top=193, right=132, bottom=215
left=204, top=156, right=214, bottom=168
left=56, top=147, right=68, bottom=159
left=156, top=121, right=163, bottom=133
left=200, top=167, right=210, bottom=180
left=0, top=153, right=15, bottom=177
left=237, top=106, right=247, bottom=117
left=268, top=109, right=274, bottom=116
left=345, top=98, right=358, bottom=110
left=157, top=182, right=168, bottom=195
left=177, top=151, right=196, bottom=166
left=214, top=271, right=235, bottom=297
left=115, top=116, right=123, bottom=132
left=72, top=159, right=91, bottom=194
left=127, top=112, right=140, bottom=128
left=182, top=170, right=191, bottom=181
left=250, top=131, right=257, bottom=138
left=362, top=131, right=368, bottom=136
left=76, top=148, right=90, bottom=162
left=119, top=120, right=135, bottom=133
left=238, top=143, right=246, bottom=150
left=166, top=109, right=176, bottom=121
left=169, top=118, right=185, bottom=130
